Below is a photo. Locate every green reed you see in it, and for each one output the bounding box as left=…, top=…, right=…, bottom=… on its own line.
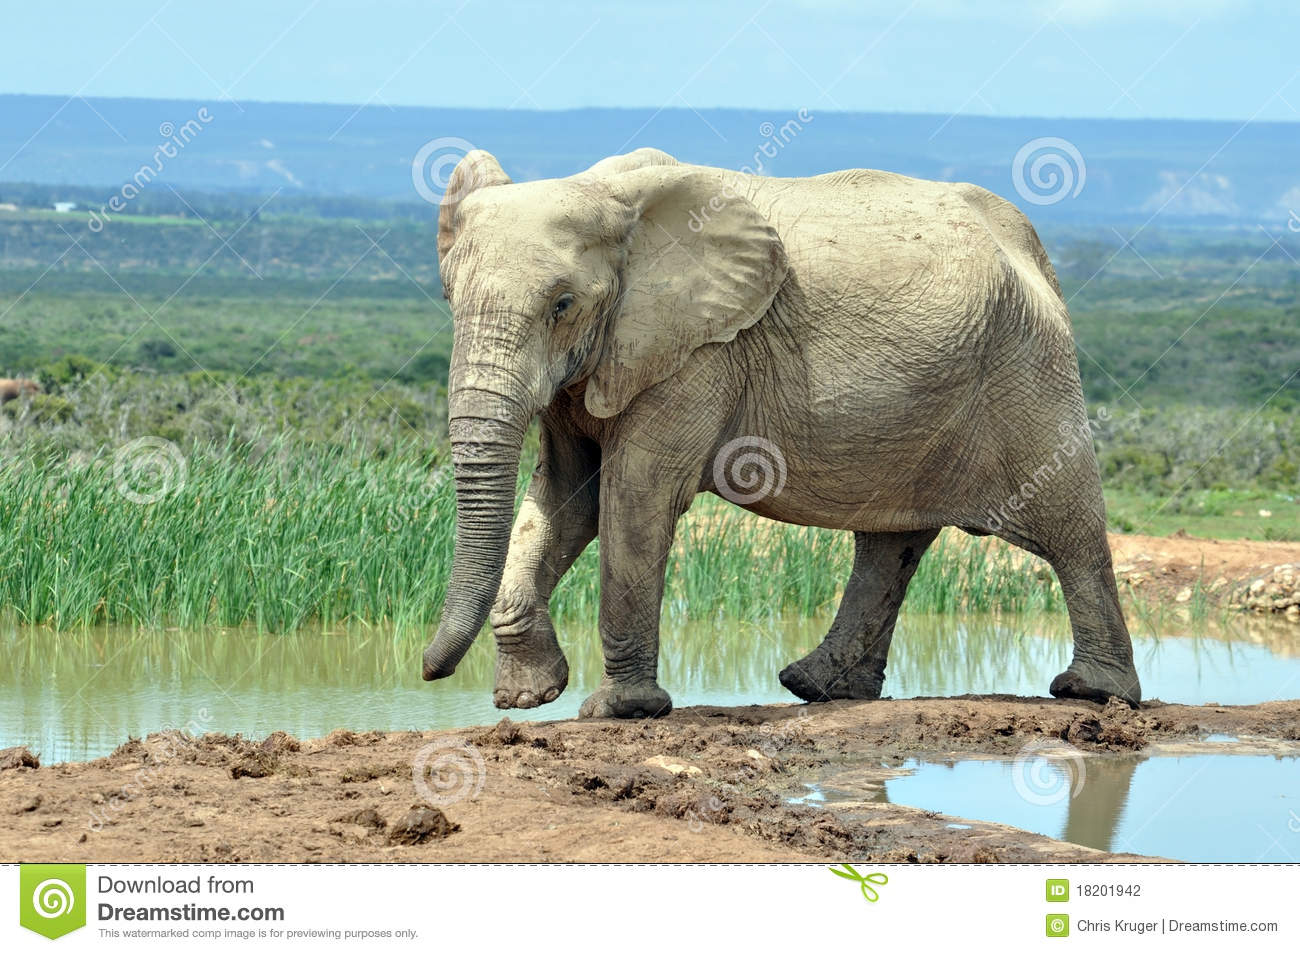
left=0, top=440, right=1061, bottom=631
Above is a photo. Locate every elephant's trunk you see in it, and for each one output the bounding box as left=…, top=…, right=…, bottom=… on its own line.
left=422, top=387, right=529, bottom=680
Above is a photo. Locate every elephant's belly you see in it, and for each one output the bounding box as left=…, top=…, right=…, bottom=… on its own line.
left=711, top=446, right=981, bottom=534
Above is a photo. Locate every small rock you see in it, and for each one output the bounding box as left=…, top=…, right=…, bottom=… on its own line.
left=0, top=746, right=39, bottom=771
left=1175, top=587, right=1193, bottom=603
left=495, top=718, right=524, bottom=745
left=12, top=794, right=42, bottom=814
left=642, top=755, right=702, bottom=777
left=1232, top=565, right=1300, bottom=615
left=388, top=805, right=459, bottom=845
left=332, top=807, right=386, bottom=830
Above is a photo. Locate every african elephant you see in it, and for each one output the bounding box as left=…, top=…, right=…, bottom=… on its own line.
left=421, top=146, right=1140, bottom=718
left=0, top=378, right=41, bottom=402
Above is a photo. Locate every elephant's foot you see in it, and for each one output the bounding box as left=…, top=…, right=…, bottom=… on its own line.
left=1049, top=658, right=1141, bottom=707
left=490, top=597, right=569, bottom=710
left=779, top=644, right=884, bottom=703
left=578, top=678, right=673, bottom=719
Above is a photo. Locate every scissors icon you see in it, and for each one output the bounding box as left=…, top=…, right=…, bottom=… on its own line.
left=828, top=864, right=888, bottom=902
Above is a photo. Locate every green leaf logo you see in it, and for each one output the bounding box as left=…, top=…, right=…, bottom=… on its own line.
left=828, top=864, right=888, bottom=902
left=19, top=864, right=86, bottom=939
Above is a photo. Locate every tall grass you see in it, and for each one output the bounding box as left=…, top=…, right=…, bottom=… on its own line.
left=0, top=439, right=1061, bottom=631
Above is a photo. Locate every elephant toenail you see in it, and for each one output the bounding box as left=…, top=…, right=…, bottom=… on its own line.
left=543, top=688, right=559, bottom=702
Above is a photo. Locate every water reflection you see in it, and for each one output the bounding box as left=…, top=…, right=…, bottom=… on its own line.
left=2, top=612, right=1298, bottom=763
left=877, top=753, right=1299, bottom=862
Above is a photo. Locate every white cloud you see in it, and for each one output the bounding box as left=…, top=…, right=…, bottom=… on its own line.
left=1141, top=170, right=1239, bottom=216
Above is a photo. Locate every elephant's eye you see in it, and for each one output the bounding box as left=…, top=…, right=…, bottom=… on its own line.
left=550, top=293, right=575, bottom=323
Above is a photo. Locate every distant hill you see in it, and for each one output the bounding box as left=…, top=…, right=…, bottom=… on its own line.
left=0, top=94, right=1296, bottom=225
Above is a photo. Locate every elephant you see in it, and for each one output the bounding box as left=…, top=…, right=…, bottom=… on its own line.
left=0, top=378, right=41, bottom=402
left=421, top=146, right=1140, bottom=719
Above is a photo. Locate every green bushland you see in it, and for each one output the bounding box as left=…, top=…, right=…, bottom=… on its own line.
left=0, top=275, right=451, bottom=385
left=2, top=356, right=447, bottom=454
left=1, top=211, right=1295, bottom=630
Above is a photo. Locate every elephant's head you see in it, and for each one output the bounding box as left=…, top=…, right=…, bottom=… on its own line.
left=421, top=148, right=788, bottom=681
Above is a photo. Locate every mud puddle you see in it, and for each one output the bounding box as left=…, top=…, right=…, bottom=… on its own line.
left=794, top=738, right=1300, bottom=862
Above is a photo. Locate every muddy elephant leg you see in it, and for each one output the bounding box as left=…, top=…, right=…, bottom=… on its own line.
left=577, top=463, right=691, bottom=720
left=491, top=418, right=599, bottom=710
left=1045, top=527, right=1141, bottom=706
left=779, top=528, right=939, bottom=702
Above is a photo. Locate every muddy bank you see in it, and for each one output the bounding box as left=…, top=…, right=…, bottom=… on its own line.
left=3, top=696, right=1298, bottom=863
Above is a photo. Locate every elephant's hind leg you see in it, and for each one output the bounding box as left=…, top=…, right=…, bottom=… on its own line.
left=780, top=529, right=938, bottom=702
left=491, top=418, right=599, bottom=710
left=1045, top=528, right=1141, bottom=706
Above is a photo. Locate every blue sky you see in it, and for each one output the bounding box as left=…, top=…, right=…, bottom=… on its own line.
left=3, top=1, right=1298, bottom=121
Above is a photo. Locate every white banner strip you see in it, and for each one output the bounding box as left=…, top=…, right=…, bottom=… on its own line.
left=3, top=863, right=1296, bottom=950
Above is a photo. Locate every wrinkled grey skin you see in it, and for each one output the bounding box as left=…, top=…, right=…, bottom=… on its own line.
left=423, top=147, right=1140, bottom=719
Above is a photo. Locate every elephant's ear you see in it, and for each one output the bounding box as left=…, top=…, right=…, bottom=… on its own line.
left=436, top=150, right=512, bottom=265
left=584, top=167, right=787, bottom=418
left=576, top=147, right=679, bottom=179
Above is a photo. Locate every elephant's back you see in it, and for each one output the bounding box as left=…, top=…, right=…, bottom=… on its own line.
left=739, top=168, right=1068, bottom=336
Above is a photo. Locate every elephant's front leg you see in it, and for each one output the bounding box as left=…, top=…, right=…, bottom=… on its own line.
left=491, top=420, right=599, bottom=709
left=577, top=463, right=689, bottom=719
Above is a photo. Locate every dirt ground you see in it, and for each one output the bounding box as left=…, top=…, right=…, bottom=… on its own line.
left=1106, top=531, right=1300, bottom=607
left=4, top=696, right=1299, bottom=863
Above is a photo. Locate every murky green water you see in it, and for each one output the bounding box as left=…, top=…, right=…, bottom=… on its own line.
left=2, top=612, right=1298, bottom=763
